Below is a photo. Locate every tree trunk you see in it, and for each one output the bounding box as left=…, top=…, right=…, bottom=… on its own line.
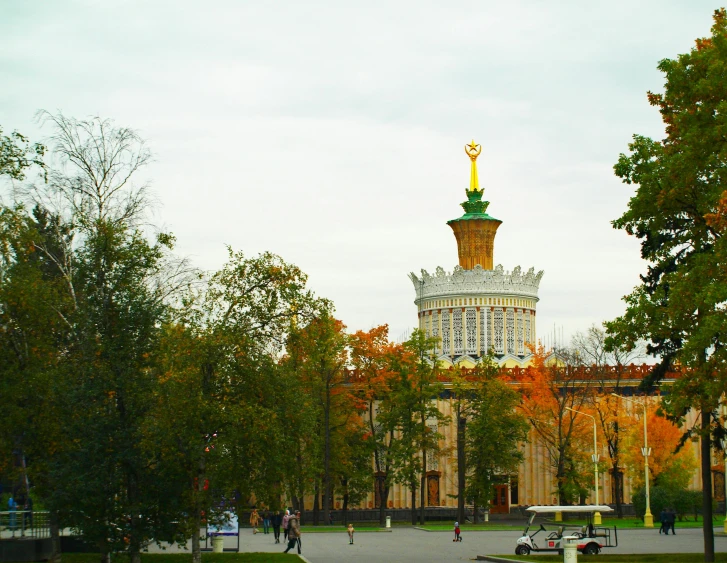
left=410, top=483, right=417, bottom=525
left=323, top=386, right=331, bottom=527
left=379, top=484, right=390, bottom=527
left=98, top=540, right=110, bottom=563
left=420, top=446, right=427, bottom=525
left=313, top=481, right=320, bottom=526
left=457, top=414, right=466, bottom=525
left=701, top=410, right=715, bottom=562
left=612, top=465, right=623, bottom=518
left=191, top=456, right=205, bottom=563
left=49, top=511, right=61, bottom=563
left=342, top=485, right=348, bottom=526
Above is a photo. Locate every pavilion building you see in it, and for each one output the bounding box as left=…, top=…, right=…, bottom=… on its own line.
left=409, top=140, right=543, bottom=368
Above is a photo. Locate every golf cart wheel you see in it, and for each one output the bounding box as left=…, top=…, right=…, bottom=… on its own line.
left=515, top=545, right=530, bottom=555
left=583, top=542, right=600, bottom=555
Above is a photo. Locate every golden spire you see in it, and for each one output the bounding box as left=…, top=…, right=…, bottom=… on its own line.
left=464, top=140, right=482, bottom=192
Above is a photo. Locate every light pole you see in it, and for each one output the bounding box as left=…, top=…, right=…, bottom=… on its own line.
left=565, top=406, right=602, bottom=524
left=612, top=394, right=653, bottom=528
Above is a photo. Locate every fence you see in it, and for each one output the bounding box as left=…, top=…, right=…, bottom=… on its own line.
left=0, top=511, right=50, bottom=540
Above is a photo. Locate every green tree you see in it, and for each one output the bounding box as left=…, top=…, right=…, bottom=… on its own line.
left=463, top=361, right=528, bottom=521
left=386, top=329, right=448, bottom=525
left=0, top=126, right=45, bottom=180
left=606, top=10, right=727, bottom=560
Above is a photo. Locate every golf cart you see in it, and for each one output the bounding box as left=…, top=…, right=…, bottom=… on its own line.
left=515, top=505, right=617, bottom=556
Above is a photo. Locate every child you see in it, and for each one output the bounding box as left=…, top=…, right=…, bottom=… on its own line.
left=453, top=521, right=462, bottom=542
left=347, top=523, right=355, bottom=545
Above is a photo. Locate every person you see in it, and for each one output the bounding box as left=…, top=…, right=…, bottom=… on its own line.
left=263, top=510, right=271, bottom=535
left=7, top=495, right=17, bottom=533
left=23, top=496, right=33, bottom=530
left=271, top=510, right=282, bottom=543
left=659, top=508, right=667, bottom=534
left=667, top=507, right=676, bottom=535
left=250, top=508, right=260, bottom=534
left=282, top=510, right=290, bottom=542
left=283, top=510, right=301, bottom=554
left=453, top=521, right=462, bottom=542
left=347, top=523, right=355, bottom=545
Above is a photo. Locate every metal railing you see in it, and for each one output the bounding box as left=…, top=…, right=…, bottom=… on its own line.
left=0, top=511, right=50, bottom=540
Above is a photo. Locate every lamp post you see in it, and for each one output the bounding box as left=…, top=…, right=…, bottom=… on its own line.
left=565, top=406, right=601, bottom=524
left=612, top=394, right=653, bottom=528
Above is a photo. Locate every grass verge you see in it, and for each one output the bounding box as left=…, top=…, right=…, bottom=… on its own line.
left=44, top=554, right=302, bottom=563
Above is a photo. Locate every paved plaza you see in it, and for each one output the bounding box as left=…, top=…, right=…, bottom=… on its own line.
left=149, top=526, right=727, bottom=562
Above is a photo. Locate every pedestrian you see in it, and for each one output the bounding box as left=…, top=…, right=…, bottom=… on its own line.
left=23, top=496, right=33, bottom=530
left=271, top=510, right=282, bottom=543
left=659, top=508, right=667, bottom=534
left=668, top=508, right=676, bottom=535
left=453, top=521, right=462, bottom=542
left=7, top=495, right=17, bottom=533
left=250, top=508, right=260, bottom=534
left=283, top=510, right=301, bottom=554
left=347, top=523, right=355, bottom=545
left=263, top=510, right=271, bottom=535
left=282, top=510, right=290, bottom=542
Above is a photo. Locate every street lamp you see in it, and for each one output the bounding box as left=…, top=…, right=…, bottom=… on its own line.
left=565, top=406, right=602, bottom=525
left=612, top=394, right=653, bottom=528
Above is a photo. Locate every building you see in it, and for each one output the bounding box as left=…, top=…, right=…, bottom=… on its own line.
left=409, top=140, right=543, bottom=369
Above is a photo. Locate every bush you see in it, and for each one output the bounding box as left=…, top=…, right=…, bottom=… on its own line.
left=632, top=485, right=702, bottom=522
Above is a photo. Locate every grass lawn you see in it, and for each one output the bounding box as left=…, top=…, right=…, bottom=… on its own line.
left=53, top=555, right=302, bottom=563
left=494, top=555, right=727, bottom=562
left=418, top=517, right=725, bottom=531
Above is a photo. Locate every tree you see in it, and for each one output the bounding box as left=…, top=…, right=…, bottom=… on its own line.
left=606, top=10, right=727, bottom=560
left=0, top=126, right=45, bottom=180
left=453, top=360, right=529, bottom=523
left=386, top=330, right=448, bottom=525
left=349, top=324, right=399, bottom=526
left=572, top=325, right=645, bottom=517
left=516, top=344, right=596, bottom=504
left=621, top=408, right=697, bottom=491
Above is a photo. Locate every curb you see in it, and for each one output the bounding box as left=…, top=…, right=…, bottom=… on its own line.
left=476, top=557, right=521, bottom=562
left=298, top=555, right=312, bottom=563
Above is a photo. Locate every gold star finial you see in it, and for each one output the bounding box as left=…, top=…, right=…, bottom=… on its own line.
left=464, top=140, right=482, bottom=191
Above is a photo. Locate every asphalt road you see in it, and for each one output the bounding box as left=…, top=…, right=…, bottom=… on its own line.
left=203, top=526, right=727, bottom=562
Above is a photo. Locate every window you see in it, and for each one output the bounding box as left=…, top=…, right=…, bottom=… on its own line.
left=466, top=308, right=477, bottom=355
left=442, top=310, right=450, bottom=356
left=494, top=308, right=504, bottom=354
left=453, top=308, right=463, bottom=355
left=506, top=308, right=515, bottom=355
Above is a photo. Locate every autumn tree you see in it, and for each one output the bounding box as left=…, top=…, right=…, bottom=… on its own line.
left=349, top=324, right=399, bottom=526
left=605, top=10, right=727, bottom=560
left=517, top=344, right=596, bottom=504
left=572, top=325, right=645, bottom=517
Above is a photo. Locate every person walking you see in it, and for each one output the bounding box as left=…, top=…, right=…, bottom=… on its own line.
left=659, top=508, right=667, bottom=534
left=283, top=510, right=301, bottom=554
left=263, top=510, right=271, bottom=535
left=282, top=510, right=290, bottom=543
left=7, top=495, right=17, bottom=534
left=347, top=523, right=355, bottom=545
left=271, top=510, right=282, bottom=543
left=667, top=508, right=676, bottom=535
left=249, top=508, right=260, bottom=534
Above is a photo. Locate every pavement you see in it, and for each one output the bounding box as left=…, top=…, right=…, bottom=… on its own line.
left=145, top=526, right=727, bottom=562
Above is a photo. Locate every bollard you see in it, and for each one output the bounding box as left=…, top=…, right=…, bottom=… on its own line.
left=212, top=535, right=224, bottom=553
left=385, top=515, right=391, bottom=528
left=562, top=535, right=578, bottom=563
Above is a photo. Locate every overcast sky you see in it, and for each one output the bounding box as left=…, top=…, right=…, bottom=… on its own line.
left=1, top=1, right=720, bottom=348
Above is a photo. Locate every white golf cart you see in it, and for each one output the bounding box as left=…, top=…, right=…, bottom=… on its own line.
left=515, top=505, right=618, bottom=556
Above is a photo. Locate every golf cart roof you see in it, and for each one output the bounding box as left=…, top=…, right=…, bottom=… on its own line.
left=526, top=505, right=613, bottom=514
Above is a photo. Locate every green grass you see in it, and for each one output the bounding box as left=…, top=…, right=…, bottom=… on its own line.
left=47, top=555, right=302, bottom=563
left=494, top=555, right=727, bottom=562
left=418, top=516, right=725, bottom=531
left=299, top=525, right=388, bottom=533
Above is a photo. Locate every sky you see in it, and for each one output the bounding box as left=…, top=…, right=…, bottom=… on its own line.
left=0, top=1, right=721, bottom=348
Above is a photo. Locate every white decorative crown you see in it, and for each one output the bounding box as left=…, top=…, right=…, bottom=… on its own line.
left=409, top=264, right=544, bottom=301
